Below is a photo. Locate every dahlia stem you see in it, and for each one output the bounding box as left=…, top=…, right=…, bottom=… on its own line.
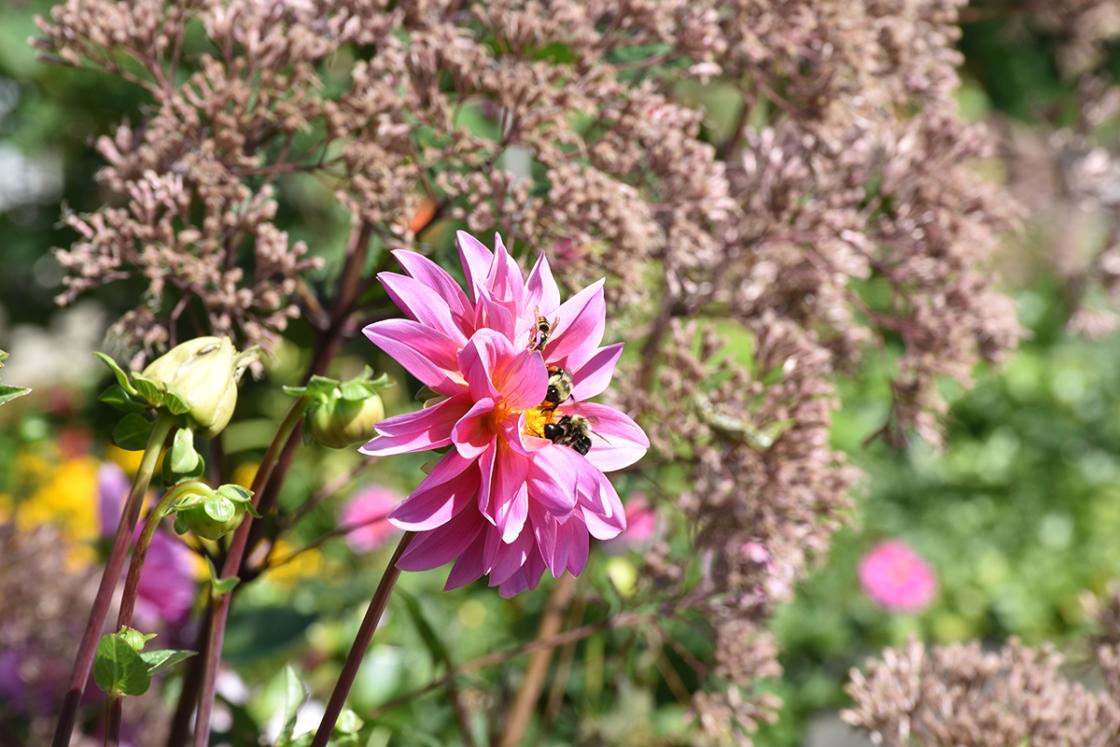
left=117, top=481, right=207, bottom=630
left=191, top=401, right=307, bottom=747
left=497, top=573, right=577, bottom=747
left=53, top=413, right=175, bottom=747
left=309, top=532, right=414, bottom=747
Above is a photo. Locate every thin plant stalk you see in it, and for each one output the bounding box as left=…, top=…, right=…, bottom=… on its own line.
left=191, top=401, right=307, bottom=747
left=107, top=480, right=206, bottom=747
left=309, top=532, right=414, bottom=747
left=497, top=574, right=577, bottom=747
left=54, top=414, right=176, bottom=747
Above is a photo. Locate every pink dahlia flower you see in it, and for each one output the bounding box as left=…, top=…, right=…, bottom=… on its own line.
left=362, top=231, right=649, bottom=596
left=341, top=486, right=400, bottom=553
left=858, top=540, right=938, bottom=613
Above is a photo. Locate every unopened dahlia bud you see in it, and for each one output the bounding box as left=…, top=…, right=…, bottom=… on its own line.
left=141, top=337, right=258, bottom=438
left=170, top=483, right=254, bottom=541
left=287, top=368, right=389, bottom=449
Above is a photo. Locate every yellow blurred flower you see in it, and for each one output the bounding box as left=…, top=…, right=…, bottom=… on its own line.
left=232, top=462, right=258, bottom=491
left=106, top=445, right=144, bottom=475
left=3, top=454, right=101, bottom=567
left=263, top=539, right=325, bottom=587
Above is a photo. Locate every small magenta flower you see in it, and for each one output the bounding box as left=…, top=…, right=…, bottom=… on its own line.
left=362, top=232, right=649, bottom=596
left=602, top=495, right=657, bottom=554
left=859, top=539, right=938, bottom=613
left=341, top=486, right=400, bottom=553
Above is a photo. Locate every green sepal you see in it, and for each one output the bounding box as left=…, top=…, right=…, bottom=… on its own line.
left=164, top=391, right=191, bottom=416
left=94, top=352, right=138, bottom=397
left=170, top=428, right=202, bottom=475
left=98, top=384, right=145, bottom=413
left=118, top=626, right=157, bottom=652
left=130, top=374, right=166, bottom=408
left=203, top=495, right=236, bottom=523
left=0, top=385, right=30, bottom=407
left=113, top=413, right=155, bottom=451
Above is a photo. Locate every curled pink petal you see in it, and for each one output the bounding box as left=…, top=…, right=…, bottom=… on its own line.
left=389, top=453, right=478, bottom=531
left=567, top=402, right=650, bottom=472
left=457, top=230, right=494, bottom=300
left=570, top=343, right=624, bottom=401
left=364, top=320, right=465, bottom=395
left=544, top=278, right=605, bottom=370
left=391, top=249, right=473, bottom=330
left=378, top=272, right=467, bottom=343
left=526, top=253, right=561, bottom=317
left=360, top=396, right=470, bottom=456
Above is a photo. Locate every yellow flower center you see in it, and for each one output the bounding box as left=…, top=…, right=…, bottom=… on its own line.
left=522, top=404, right=556, bottom=439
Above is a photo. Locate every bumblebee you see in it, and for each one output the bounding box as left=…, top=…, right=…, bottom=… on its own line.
left=531, top=316, right=553, bottom=352
left=545, top=367, right=573, bottom=406
left=544, top=414, right=592, bottom=455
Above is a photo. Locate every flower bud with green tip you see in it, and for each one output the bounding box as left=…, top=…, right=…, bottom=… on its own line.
left=285, top=367, right=390, bottom=449
left=141, top=336, right=259, bottom=438
left=169, top=482, right=256, bottom=541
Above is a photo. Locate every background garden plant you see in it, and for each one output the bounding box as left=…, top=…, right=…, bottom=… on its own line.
left=0, top=0, right=1119, bottom=745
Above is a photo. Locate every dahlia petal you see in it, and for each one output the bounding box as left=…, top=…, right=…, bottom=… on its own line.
left=567, top=402, right=649, bottom=472
left=544, top=278, right=605, bottom=370
left=389, top=453, right=479, bottom=531
left=570, top=343, right=624, bottom=401
left=565, top=520, right=590, bottom=575
left=457, top=230, right=493, bottom=300
left=498, top=551, right=546, bottom=597
left=451, top=399, right=497, bottom=459
left=579, top=473, right=626, bottom=541
left=478, top=442, right=530, bottom=542
left=494, top=349, right=547, bottom=411
left=458, top=328, right=512, bottom=401
left=530, top=507, right=569, bottom=578
left=378, top=272, right=467, bottom=343
left=489, top=523, right=534, bottom=585
left=486, top=233, right=525, bottom=306
left=391, top=249, right=472, bottom=326
left=364, top=320, right=465, bottom=395
left=443, top=531, right=489, bottom=590
left=527, top=445, right=579, bottom=516
left=526, top=253, right=561, bottom=317
left=359, top=396, right=470, bottom=456
left=473, top=292, right=517, bottom=341
left=396, top=508, right=484, bottom=572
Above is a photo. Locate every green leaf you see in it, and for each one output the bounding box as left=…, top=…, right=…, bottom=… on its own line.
left=0, top=385, right=30, bottom=407
left=113, top=413, right=155, bottom=451
left=278, top=665, right=308, bottom=746
left=98, top=384, right=144, bottom=413
left=139, top=649, right=195, bottom=675
left=203, top=495, right=236, bottom=523
left=205, top=556, right=240, bottom=596
left=397, top=589, right=451, bottom=666
left=335, top=708, right=364, bottom=735
left=130, top=375, right=165, bottom=407
left=170, top=428, right=201, bottom=474
left=93, top=633, right=151, bottom=698
left=94, top=352, right=138, bottom=397
left=118, top=627, right=156, bottom=652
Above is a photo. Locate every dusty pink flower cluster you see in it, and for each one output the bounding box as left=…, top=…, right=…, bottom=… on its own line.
left=36, top=0, right=1024, bottom=739
left=844, top=636, right=1120, bottom=747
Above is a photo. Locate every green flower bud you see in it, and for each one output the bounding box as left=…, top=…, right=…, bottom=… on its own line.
left=141, top=337, right=258, bottom=438
left=170, top=483, right=255, bottom=541
left=307, top=391, right=385, bottom=448
left=285, top=368, right=390, bottom=449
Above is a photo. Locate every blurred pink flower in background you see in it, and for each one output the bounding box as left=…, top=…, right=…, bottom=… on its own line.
left=98, top=463, right=196, bottom=625
left=602, top=495, right=657, bottom=554
left=341, top=486, right=400, bottom=553
left=859, top=540, right=937, bottom=613
left=362, top=231, right=648, bottom=596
